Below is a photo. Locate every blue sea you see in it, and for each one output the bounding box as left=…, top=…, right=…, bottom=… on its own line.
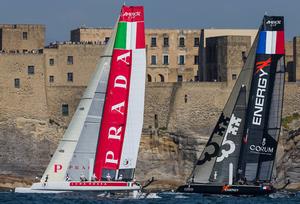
left=1, top=191, right=300, bottom=204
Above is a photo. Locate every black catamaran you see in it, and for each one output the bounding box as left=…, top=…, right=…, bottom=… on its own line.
left=178, top=15, right=285, bottom=195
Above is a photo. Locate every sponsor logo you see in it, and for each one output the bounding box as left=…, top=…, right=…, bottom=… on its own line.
left=123, top=159, right=129, bottom=166
left=103, top=51, right=131, bottom=166
left=217, top=114, right=242, bottom=162
left=68, top=165, right=90, bottom=170
left=184, top=187, right=194, bottom=192
left=54, top=164, right=62, bottom=173
left=266, top=20, right=282, bottom=27
left=252, top=58, right=271, bottom=126
left=249, top=138, right=274, bottom=155
left=222, top=185, right=239, bottom=192
left=122, top=11, right=141, bottom=19
left=256, top=58, right=271, bottom=74
left=123, top=158, right=132, bottom=167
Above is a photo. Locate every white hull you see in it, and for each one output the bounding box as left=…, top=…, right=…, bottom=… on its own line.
left=15, top=181, right=140, bottom=194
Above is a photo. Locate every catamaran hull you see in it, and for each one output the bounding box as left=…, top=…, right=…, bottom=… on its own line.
left=177, top=184, right=274, bottom=195
left=15, top=181, right=140, bottom=194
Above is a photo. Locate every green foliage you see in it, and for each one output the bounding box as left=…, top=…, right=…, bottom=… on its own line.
left=159, top=126, right=167, bottom=130
left=282, top=112, right=300, bottom=129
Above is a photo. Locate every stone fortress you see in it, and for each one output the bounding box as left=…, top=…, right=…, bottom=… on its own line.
left=0, top=24, right=300, bottom=189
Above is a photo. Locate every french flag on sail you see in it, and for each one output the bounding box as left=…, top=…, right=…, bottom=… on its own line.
left=257, top=31, right=284, bottom=54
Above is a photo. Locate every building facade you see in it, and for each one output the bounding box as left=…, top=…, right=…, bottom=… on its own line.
left=0, top=24, right=45, bottom=52
left=70, top=27, right=258, bottom=82
left=0, top=24, right=298, bottom=124
left=205, top=36, right=251, bottom=82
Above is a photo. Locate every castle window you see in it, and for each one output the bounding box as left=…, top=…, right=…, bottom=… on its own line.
left=151, top=55, right=157, bottom=65
left=49, top=58, right=55, bottom=66
left=22, top=32, right=28, bottom=40
left=14, top=78, right=20, bottom=88
left=62, top=104, right=69, bottom=116
left=163, top=37, right=169, bottom=47
left=232, top=74, right=237, bottom=80
left=67, top=56, right=73, bottom=65
left=177, top=75, right=183, bottom=82
left=151, top=37, right=157, bottom=47
left=163, top=55, right=169, bottom=65
left=194, top=37, right=200, bottom=47
left=49, top=75, right=54, bottom=83
left=104, top=37, right=110, bottom=44
left=178, top=55, right=185, bottom=65
left=28, top=66, right=35, bottom=75
left=194, top=55, right=199, bottom=65
left=242, top=51, right=247, bottom=63
left=147, top=74, right=152, bottom=82
left=179, top=37, right=185, bottom=47
left=158, top=74, right=165, bottom=82
left=67, top=72, right=73, bottom=82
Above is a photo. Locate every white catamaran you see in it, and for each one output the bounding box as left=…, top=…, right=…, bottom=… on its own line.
left=15, top=5, right=146, bottom=193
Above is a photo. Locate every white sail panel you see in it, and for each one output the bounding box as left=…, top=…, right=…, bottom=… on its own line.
left=41, top=24, right=117, bottom=182
left=41, top=99, right=94, bottom=182
left=120, top=48, right=146, bottom=169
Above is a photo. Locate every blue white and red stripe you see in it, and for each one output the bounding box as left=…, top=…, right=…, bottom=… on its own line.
left=257, top=31, right=284, bottom=54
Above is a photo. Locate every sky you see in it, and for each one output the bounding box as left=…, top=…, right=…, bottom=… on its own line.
left=0, top=0, right=299, bottom=43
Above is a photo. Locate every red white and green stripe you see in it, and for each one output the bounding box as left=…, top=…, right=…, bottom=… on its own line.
left=114, top=21, right=145, bottom=50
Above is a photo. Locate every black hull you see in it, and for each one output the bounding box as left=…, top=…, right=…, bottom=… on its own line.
left=177, top=184, right=274, bottom=195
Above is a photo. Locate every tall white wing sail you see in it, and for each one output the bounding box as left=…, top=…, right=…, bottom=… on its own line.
left=41, top=24, right=117, bottom=182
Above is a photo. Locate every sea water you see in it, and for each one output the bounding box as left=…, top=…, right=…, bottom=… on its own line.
left=0, top=191, right=300, bottom=204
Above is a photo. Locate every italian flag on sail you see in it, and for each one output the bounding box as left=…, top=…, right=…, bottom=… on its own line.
left=114, top=6, right=145, bottom=50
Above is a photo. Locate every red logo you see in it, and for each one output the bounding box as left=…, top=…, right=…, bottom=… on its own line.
left=256, top=58, right=271, bottom=74
left=54, top=164, right=62, bottom=173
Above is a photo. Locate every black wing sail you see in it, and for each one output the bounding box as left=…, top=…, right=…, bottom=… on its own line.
left=238, top=16, right=285, bottom=183
left=191, top=32, right=258, bottom=184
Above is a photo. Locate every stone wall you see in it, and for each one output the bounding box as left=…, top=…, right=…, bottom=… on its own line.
left=44, top=44, right=105, bottom=87
left=0, top=53, right=48, bottom=120
left=0, top=76, right=299, bottom=189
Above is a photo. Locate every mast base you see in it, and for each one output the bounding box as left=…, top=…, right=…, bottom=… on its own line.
left=177, top=183, right=274, bottom=195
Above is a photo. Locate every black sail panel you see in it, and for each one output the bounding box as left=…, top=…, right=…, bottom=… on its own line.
left=209, top=86, right=247, bottom=184
left=239, top=16, right=285, bottom=183
left=258, top=55, right=285, bottom=181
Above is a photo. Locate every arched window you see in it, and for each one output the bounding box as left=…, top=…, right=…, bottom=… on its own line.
left=158, top=74, right=165, bottom=82
left=147, top=74, right=152, bottom=82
